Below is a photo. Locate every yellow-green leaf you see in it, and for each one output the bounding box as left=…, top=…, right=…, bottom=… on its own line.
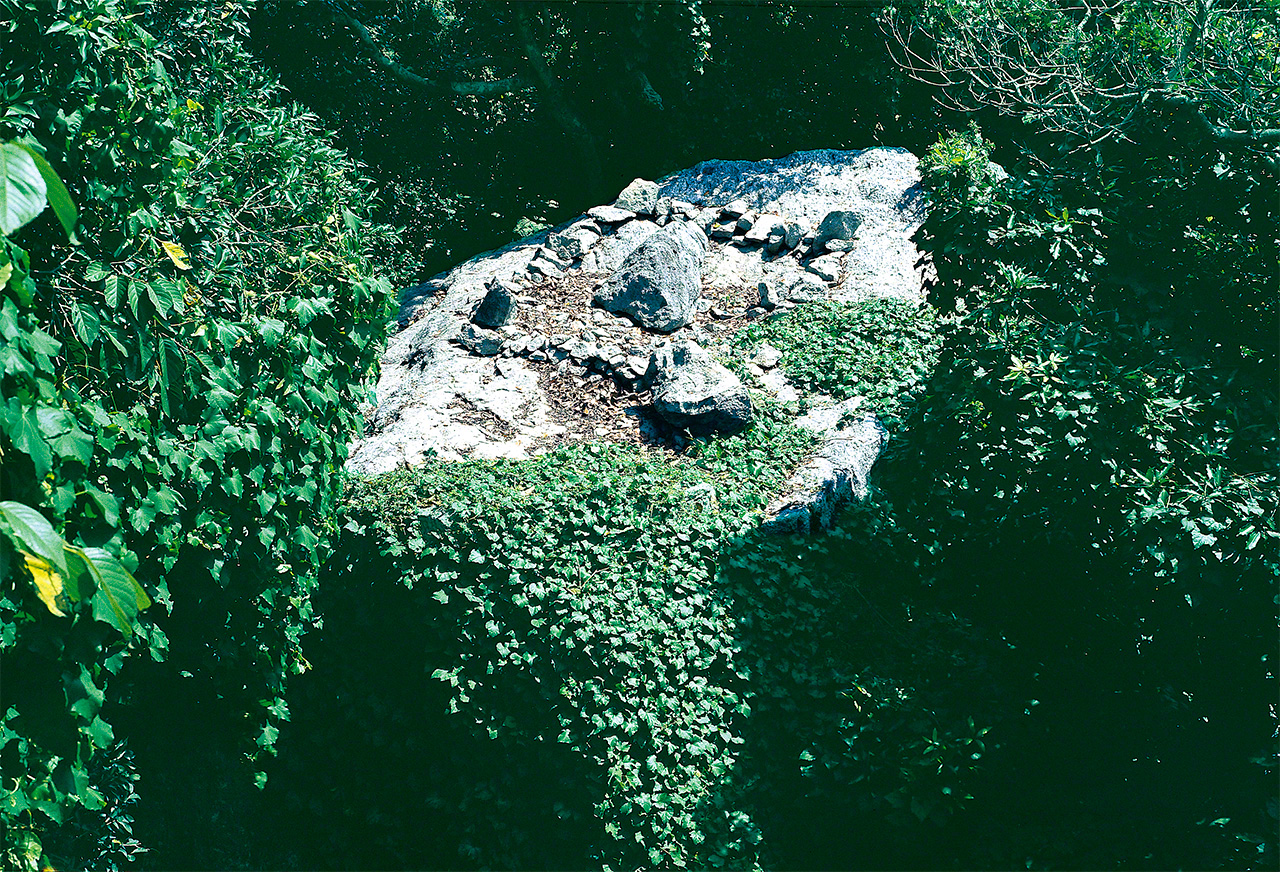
left=23, top=552, right=66, bottom=616
left=160, top=239, right=191, bottom=270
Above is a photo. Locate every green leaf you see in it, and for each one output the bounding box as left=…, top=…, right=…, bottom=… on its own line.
left=104, top=274, right=125, bottom=308
left=147, top=277, right=183, bottom=318
left=0, top=501, right=68, bottom=573
left=0, top=142, right=47, bottom=236
left=82, top=546, right=151, bottom=637
left=12, top=144, right=76, bottom=242
left=6, top=407, right=53, bottom=478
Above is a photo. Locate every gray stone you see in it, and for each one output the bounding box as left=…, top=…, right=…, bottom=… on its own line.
left=651, top=341, right=753, bottom=436
left=752, top=342, right=782, bottom=369
left=472, top=280, right=515, bottom=329
left=764, top=415, right=887, bottom=532
left=615, top=178, right=660, bottom=216
left=670, top=199, right=698, bottom=218
left=457, top=323, right=503, bottom=356
left=594, top=221, right=708, bottom=333
left=787, top=273, right=828, bottom=303
left=784, top=221, right=803, bottom=250
left=812, top=210, right=861, bottom=252
left=735, top=213, right=755, bottom=233
left=590, top=220, right=662, bottom=273
left=709, top=221, right=736, bottom=240
left=546, top=221, right=601, bottom=261
left=588, top=205, right=636, bottom=224
left=806, top=253, right=844, bottom=283
left=745, top=213, right=786, bottom=245
left=528, top=257, right=563, bottom=278
left=721, top=199, right=749, bottom=219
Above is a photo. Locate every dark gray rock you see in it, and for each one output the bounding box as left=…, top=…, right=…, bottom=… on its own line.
left=472, top=279, right=515, bottom=328
left=651, top=341, right=753, bottom=436
left=813, top=210, right=862, bottom=252
left=594, top=221, right=708, bottom=333
left=615, top=178, right=660, bottom=215
left=457, top=323, right=503, bottom=356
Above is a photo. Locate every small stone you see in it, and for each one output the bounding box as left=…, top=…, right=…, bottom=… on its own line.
left=784, top=221, right=803, bottom=250
left=615, top=178, right=660, bottom=216
left=588, top=205, right=636, bottom=224
left=670, top=199, right=698, bottom=218
left=721, top=199, right=749, bottom=219
left=753, top=342, right=782, bottom=369
left=806, top=254, right=844, bottom=283
left=529, top=350, right=550, bottom=362
left=529, top=258, right=563, bottom=279
left=735, top=213, right=755, bottom=233
left=457, top=323, right=503, bottom=356
left=812, top=210, right=861, bottom=252
left=745, top=213, right=785, bottom=246
left=747, top=363, right=764, bottom=378
left=709, top=221, right=736, bottom=240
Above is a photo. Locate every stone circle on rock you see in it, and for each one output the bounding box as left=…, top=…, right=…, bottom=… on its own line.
left=347, top=146, right=932, bottom=503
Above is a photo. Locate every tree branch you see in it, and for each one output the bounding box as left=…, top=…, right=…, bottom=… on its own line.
left=333, top=8, right=531, bottom=97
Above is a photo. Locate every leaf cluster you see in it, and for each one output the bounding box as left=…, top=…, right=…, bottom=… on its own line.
left=0, top=1, right=396, bottom=867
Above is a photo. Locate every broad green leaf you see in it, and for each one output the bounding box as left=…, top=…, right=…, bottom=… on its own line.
left=22, top=552, right=66, bottom=616
left=13, top=143, right=76, bottom=241
left=147, top=277, right=183, bottom=318
left=83, top=546, right=150, bottom=636
left=0, top=501, right=67, bottom=572
left=104, top=274, right=124, bottom=307
left=0, top=142, right=47, bottom=236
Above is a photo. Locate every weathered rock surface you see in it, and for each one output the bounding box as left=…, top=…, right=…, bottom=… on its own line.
left=614, top=178, right=660, bottom=215
left=594, top=221, right=708, bottom=333
left=764, top=411, right=887, bottom=532
left=651, top=341, right=753, bottom=435
left=346, top=146, right=930, bottom=480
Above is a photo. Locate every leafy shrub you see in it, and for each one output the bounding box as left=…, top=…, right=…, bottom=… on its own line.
left=0, top=0, right=395, bottom=865
left=919, top=122, right=1001, bottom=204
left=882, top=125, right=1280, bottom=867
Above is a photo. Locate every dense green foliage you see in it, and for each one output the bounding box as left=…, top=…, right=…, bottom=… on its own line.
left=0, top=1, right=395, bottom=868
left=2, top=0, right=1276, bottom=868
left=264, top=409, right=1004, bottom=870
left=879, top=117, right=1278, bottom=866
left=735, top=298, right=940, bottom=416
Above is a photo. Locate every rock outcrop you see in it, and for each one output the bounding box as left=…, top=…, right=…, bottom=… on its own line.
left=347, top=147, right=932, bottom=517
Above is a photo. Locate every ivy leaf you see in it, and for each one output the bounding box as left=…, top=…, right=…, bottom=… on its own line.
left=82, top=546, right=151, bottom=637
left=0, top=501, right=67, bottom=573
left=6, top=406, right=52, bottom=478
left=0, top=142, right=47, bottom=236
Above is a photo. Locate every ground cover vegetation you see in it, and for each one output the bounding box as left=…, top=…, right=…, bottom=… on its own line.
left=1, top=0, right=1276, bottom=868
